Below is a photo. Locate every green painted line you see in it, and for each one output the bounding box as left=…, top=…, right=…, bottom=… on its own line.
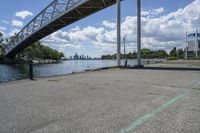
left=119, top=91, right=190, bottom=133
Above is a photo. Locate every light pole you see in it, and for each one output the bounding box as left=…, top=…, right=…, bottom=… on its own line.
left=123, top=35, right=127, bottom=56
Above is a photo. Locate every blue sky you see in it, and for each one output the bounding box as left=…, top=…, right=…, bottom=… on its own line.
left=0, top=0, right=198, bottom=57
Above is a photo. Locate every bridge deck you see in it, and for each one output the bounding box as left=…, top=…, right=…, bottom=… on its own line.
left=5, top=0, right=116, bottom=57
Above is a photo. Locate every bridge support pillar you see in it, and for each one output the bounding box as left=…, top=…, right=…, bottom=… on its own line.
left=135, top=0, right=143, bottom=68
left=117, top=0, right=121, bottom=67
left=29, top=61, right=34, bottom=80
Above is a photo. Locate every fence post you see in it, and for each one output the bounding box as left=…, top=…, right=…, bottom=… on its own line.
left=29, top=60, right=34, bottom=80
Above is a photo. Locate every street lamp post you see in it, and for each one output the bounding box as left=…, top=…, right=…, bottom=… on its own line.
left=123, top=35, right=127, bottom=56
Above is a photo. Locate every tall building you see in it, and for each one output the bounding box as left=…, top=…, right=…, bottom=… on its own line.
left=72, top=53, right=91, bottom=60
left=74, top=53, right=79, bottom=60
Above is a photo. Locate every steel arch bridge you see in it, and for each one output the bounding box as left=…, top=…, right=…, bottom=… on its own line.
left=4, top=0, right=118, bottom=57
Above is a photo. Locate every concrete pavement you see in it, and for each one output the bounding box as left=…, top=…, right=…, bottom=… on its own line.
left=0, top=69, right=200, bottom=133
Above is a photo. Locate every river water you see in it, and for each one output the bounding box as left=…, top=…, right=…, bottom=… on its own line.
left=0, top=60, right=138, bottom=83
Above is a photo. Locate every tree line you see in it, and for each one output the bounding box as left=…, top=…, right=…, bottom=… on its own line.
left=21, top=41, right=64, bottom=60
left=102, top=48, right=185, bottom=60
left=0, top=32, right=64, bottom=61
left=0, top=32, right=4, bottom=59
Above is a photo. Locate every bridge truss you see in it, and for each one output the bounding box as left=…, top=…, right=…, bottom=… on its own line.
left=4, top=0, right=116, bottom=57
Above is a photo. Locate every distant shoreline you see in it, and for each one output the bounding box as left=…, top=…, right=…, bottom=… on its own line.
left=0, top=58, right=61, bottom=65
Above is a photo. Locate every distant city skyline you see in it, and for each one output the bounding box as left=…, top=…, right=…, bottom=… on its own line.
left=0, top=0, right=198, bottom=57
left=69, top=53, right=92, bottom=60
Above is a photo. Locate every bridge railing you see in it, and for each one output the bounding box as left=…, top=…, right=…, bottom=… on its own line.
left=5, top=0, right=84, bottom=55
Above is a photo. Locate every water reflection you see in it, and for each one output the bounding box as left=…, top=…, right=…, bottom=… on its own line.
left=1, top=60, right=122, bottom=83
left=0, top=64, right=29, bottom=83
left=0, top=60, right=139, bottom=83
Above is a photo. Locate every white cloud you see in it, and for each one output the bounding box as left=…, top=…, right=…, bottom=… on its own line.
left=9, top=28, right=20, bottom=36
left=0, top=23, right=7, bottom=35
left=142, top=7, right=165, bottom=18
left=15, top=10, right=33, bottom=19
left=0, top=26, right=6, bottom=31
left=0, top=27, right=6, bottom=35
left=42, top=0, right=200, bottom=56
left=102, top=20, right=116, bottom=29
left=11, top=20, right=23, bottom=27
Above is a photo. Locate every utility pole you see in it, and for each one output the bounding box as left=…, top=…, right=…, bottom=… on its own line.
left=136, top=0, right=142, bottom=67
left=116, top=0, right=121, bottom=67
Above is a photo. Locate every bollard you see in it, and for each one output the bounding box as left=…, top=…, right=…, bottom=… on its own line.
left=125, top=59, right=128, bottom=67
left=29, top=61, right=34, bottom=80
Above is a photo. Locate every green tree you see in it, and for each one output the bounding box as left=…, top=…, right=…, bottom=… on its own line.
left=141, top=48, right=152, bottom=59
left=177, top=48, right=184, bottom=59
left=153, top=50, right=168, bottom=58
left=101, top=49, right=168, bottom=60
left=0, top=32, right=3, bottom=44
left=101, top=54, right=116, bottom=59
left=22, top=41, right=65, bottom=60
left=169, top=47, right=177, bottom=57
left=0, top=32, right=4, bottom=57
left=0, top=44, right=3, bottom=57
left=127, top=52, right=137, bottom=59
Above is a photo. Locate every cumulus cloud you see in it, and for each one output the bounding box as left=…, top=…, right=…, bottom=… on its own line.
left=142, top=7, right=165, bottom=17
left=0, top=26, right=7, bottom=35
left=9, top=28, right=20, bottom=36
left=0, top=26, right=6, bottom=31
left=11, top=20, right=23, bottom=27
left=43, top=26, right=105, bottom=51
left=102, top=20, right=116, bottom=29
left=15, top=10, right=33, bottom=19
left=42, top=0, right=200, bottom=55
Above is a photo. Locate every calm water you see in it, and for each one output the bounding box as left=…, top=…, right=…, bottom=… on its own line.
left=0, top=60, right=138, bottom=83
